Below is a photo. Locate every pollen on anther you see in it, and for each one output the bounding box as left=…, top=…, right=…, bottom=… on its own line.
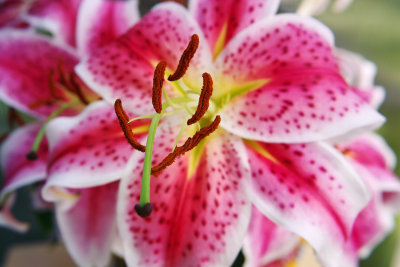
left=114, top=99, right=146, bottom=152
left=152, top=61, right=167, bottom=113
left=168, top=34, right=199, bottom=81
left=187, top=73, right=213, bottom=125
left=151, top=115, right=221, bottom=176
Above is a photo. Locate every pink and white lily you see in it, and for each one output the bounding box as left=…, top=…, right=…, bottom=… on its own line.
left=75, top=1, right=384, bottom=266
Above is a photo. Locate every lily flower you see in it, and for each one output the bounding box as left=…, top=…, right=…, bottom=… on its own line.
left=0, top=30, right=82, bottom=233
left=75, top=1, right=384, bottom=266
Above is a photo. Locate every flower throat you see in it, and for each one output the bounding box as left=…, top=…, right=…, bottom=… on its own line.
left=115, top=34, right=221, bottom=217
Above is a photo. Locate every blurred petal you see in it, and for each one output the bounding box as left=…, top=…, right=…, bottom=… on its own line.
left=1, top=123, right=47, bottom=199
left=56, top=181, right=119, bottom=267
left=0, top=193, right=29, bottom=233
left=76, top=0, right=139, bottom=55
left=23, top=0, right=81, bottom=46
left=243, top=206, right=300, bottom=267
left=0, top=30, right=79, bottom=118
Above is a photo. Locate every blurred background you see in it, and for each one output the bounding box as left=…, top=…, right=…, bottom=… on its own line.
left=0, top=0, right=399, bottom=266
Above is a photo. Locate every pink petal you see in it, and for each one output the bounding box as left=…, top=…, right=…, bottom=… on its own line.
left=24, top=0, right=81, bottom=46
left=118, top=123, right=251, bottom=266
left=215, top=15, right=384, bottom=143
left=75, top=2, right=212, bottom=115
left=243, top=206, right=299, bottom=267
left=0, top=123, right=48, bottom=199
left=42, top=101, right=146, bottom=199
left=337, top=134, right=400, bottom=261
left=0, top=193, right=29, bottom=233
left=76, top=0, right=139, bottom=55
left=335, top=48, right=385, bottom=108
left=56, top=181, right=119, bottom=267
left=245, top=141, right=370, bottom=267
left=189, top=0, right=279, bottom=54
left=0, top=0, right=27, bottom=27
left=0, top=30, right=79, bottom=118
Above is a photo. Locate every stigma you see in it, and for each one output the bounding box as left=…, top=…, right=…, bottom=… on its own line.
left=114, top=34, right=221, bottom=217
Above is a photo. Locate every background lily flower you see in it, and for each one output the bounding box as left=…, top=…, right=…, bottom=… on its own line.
left=0, top=30, right=80, bottom=231
left=75, top=1, right=385, bottom=266
left=0, top=0, right=139, bottom=240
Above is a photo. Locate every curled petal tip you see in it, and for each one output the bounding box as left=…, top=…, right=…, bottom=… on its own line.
left=26, top=151, right=38, bottom=161
left=134, top=203, right=154, bottom=217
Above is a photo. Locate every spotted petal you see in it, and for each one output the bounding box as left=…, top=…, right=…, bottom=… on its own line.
left=55, top=181, right=119, bottom=267
left=0, top=123, right=48, bottom=199
left=118, top=122, right=251, bottom=266
left=214, top=15, right=384, bottom=143
left=75, top=2, right=212, bottom=115
left=189, top=0, right=279, bottom=56
left=243, top=206, right=299, bottom=267
left=42, top=101, right=147, bottom=201
left=0, top=30, right=79, bottom=118
left=76, top=0, right=139, bottom=55
left=245, top=140, right=370, bottom=267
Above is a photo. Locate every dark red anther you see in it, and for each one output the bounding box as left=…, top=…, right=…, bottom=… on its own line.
left=151, top=115, right=221, bottom=176
left=168, top=34, right=199, bottom=81
left=114, top=99, right=146, bottom=152
left=152, top=61, right=167, bottom=113
left=187, top=73, right=213, bottom=125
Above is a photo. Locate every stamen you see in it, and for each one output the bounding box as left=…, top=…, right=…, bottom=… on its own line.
left=114, top=99, right=146, bottom=152
left=151, top=115, right=220, bottom=176
left=187, top=73, right=213, bottom=125
left=151, top=137, right=192, bottom=175
left=70, top=73, right=89, bottom=105
left=47, top=70, right=64, bottom=100
left=28, top=99, right=55, bottom=109
left=57, top=60, right=70, bottom=89
left=168, top=34, right=199, bottom=81
left=152, top=61, right=167, bottom=113
left=186, top=115, right=221, bottom=150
